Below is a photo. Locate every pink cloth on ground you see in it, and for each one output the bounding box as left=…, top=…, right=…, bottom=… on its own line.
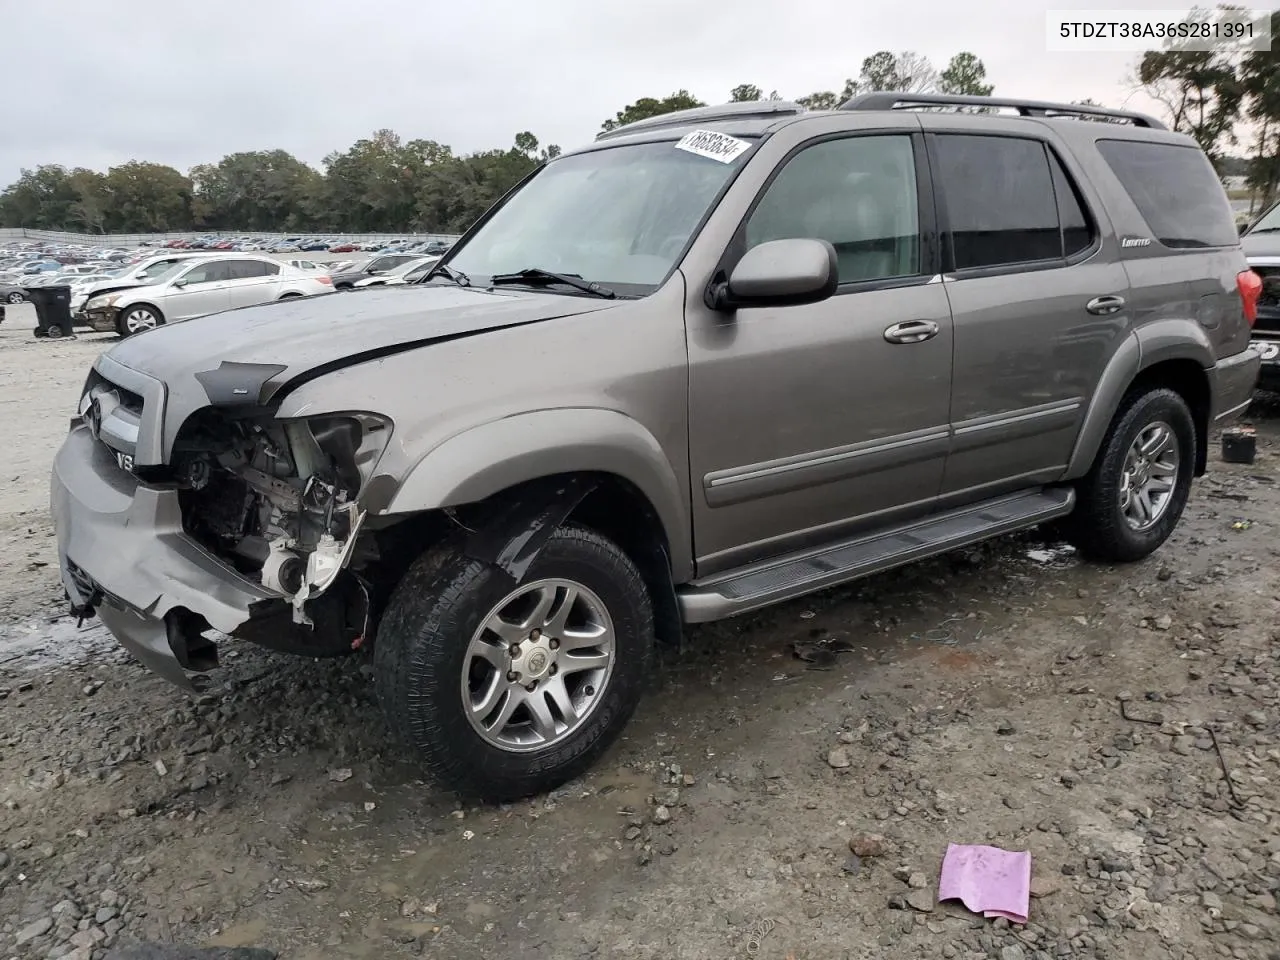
left=937, top=843, right=1032, bottom=924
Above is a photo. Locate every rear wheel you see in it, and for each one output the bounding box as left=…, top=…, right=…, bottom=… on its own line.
left=6, top=291, right=23, bottom=304
left=117, top=304, right=163, bottom=337
left=374, top=526, right=653, bottom=802
left=1064, top=387, right=1195, bottom=562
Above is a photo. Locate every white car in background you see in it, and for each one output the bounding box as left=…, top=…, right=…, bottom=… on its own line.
left=83, top=255, right=334, bottom=337
left=286, top=258, right=326, bottom=272
left=351, top=256, right=439, bottom=288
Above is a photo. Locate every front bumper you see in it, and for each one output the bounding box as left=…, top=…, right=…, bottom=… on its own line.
left=51, top=425, right=276, bottom=689
left=82, top=307, right=117, bottom=332
left=1212, top=344, right=1263, bottom=422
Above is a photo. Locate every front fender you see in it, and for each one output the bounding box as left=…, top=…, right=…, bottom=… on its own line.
left=1063, top=319, right=1214, bottom=479
left=378, top=408, right=692, bottom=576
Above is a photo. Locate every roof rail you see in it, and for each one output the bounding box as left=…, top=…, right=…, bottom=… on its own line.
left=839, top=92, right=1167, bottom=130
left=595, top=100, right=806, bottom=141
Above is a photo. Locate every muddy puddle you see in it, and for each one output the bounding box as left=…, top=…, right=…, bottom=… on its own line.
left=0, top=615, right=119, bottom=670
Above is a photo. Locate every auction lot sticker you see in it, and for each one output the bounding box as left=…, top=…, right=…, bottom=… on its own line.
left=675, top=130, right=752, bottom=163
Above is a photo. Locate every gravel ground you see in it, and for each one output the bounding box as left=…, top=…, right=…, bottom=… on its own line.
left=2, top=310, right=1279, bottom=960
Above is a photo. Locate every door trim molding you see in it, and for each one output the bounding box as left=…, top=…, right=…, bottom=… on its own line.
left=703, top=426, right=950, bottom=507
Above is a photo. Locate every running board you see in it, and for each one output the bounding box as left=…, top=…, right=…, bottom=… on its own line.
left=677, top=487, right=1075, bottom=623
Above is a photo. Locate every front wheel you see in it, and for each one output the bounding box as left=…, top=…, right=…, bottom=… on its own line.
left=374, top=526, right=654, bottom=802
left=1064, top=387, right=1196, bottom=562
left=117, top=304, right=163, bottom=337
left=6, top=291, right=23, bottom=304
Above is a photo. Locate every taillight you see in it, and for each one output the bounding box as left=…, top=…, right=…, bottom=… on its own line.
left=317, top=275, right=332, bottom=285
left=1238, top=269, right=1262, bottom=326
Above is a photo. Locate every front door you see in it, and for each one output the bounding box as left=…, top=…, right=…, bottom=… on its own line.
left=919, top=119, right=1132, bottom=504
left=164, top=260, right=232, bottom=320
left=686, top=127, right=954, bottom=574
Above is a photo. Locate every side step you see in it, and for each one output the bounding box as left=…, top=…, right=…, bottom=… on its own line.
left=677, top=487, right=1075, bottom=623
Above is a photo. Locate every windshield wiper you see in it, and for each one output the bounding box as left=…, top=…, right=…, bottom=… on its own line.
left=488, top=267, right=615, bottom=299
left=423, top=262, right=471, bottom=287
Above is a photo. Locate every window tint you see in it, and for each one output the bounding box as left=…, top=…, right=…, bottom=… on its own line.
left=227, top=260, right=278, bottom=279
left=179, top=261, right=230, bottom=284
left=934, top=135, right=1061, bottom=269
left=1048, top=151, right=1093, bottom=257
left=1095, top=139, right=1237, bottom=248
left=745, top=135, right=920, bottom=284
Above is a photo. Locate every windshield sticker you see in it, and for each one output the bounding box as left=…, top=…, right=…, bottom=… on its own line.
left=674, top=129, right=752, bottom=164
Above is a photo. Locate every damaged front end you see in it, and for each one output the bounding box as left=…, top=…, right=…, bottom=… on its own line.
left=165, top=409, right=393, bottom=654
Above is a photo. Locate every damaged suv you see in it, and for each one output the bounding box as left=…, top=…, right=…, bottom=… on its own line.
left=53, top=94, right=1260, bottom=801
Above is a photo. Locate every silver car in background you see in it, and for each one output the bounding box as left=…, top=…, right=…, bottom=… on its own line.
left=83, top=254, right=334, bottom=336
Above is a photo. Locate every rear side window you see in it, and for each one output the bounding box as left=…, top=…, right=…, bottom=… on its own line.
left=933, top=135, right=1065, bottom=269
left=1095, top=139, right=1237, bottom=249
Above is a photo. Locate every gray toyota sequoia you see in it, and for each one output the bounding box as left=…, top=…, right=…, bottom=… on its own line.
left=52, top=94, right=1262, bottom=800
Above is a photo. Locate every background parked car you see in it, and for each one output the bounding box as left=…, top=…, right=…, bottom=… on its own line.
left=351, top=256, right=439, bottom=287
left=330, top=253, right=422, bottom=289
left=82, top=254, right=333, bottom=336
left=1, top=282, right=28, bottom=303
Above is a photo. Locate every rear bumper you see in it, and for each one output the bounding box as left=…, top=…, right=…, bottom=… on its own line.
left=1211, top=345, right=1262, bottom=423
left=51, top=424, right=276, bottom=689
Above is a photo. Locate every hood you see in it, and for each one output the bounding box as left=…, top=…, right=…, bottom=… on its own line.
left=105, top=283, right=619, bottom=412
left=82, top=280, right=147, bottom=301
left=1242, top=232, right=1280, bottom=260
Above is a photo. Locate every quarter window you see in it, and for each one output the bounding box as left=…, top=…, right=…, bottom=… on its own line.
left=744, top=135, right=921, bottom=284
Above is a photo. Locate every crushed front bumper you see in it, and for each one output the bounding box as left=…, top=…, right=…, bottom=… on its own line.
left=82, top=308, right=116, bottom=333
left=51, top=424, right=276, bottom=689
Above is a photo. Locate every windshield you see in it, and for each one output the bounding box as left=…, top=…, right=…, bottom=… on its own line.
left=445, top=138, right=754, bottom=295
left=140, top=261, right=190, bottom=284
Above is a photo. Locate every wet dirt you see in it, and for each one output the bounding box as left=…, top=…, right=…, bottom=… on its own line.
left=1, top=317, right=1278, bottom=959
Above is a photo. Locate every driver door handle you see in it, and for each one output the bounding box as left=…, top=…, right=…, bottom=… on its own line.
left=883, top=319, right=940, bottom=344
left=1086, top=294, right=1126, bottom=315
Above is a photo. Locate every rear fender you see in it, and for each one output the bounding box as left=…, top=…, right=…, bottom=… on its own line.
left=1064, top=320, right=1214, bottom=479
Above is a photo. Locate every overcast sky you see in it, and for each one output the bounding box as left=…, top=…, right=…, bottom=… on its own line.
left=2, top=0, right=1198, bottom=186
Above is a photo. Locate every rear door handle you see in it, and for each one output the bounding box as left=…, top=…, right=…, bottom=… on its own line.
left=1085, top=295, right=1126, bottom=316
left=883, top=319, right=940, bottom=344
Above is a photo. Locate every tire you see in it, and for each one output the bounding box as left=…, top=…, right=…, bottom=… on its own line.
left=116, top=304, right=163, bottom=337
left=375, top=525, right=654, bottom=802
left=1064, top=387, right=1196, bottom=562
left=6, top=291, right=23, bottom=304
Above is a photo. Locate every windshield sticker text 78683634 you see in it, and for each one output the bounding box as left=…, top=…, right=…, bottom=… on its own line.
left=674, top=130, right=753, bottom=164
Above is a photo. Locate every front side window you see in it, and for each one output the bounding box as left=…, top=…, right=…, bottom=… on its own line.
left=447, top=138, right=753, bottom=294
left=933, top=134, right=1063, bottom=270
left=179, top=261, right=229, bottom=285
left=744, top=134, right=921, bottom=283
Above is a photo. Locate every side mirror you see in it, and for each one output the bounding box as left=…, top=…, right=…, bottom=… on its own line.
left=711, top=238, right=838, bottom=311
left=171, top=278, right=188, bottom=288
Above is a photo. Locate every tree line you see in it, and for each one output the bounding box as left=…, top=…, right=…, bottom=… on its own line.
left=6, top=13, right=1280, bottom=236
left=0, top=48, right=994, bottom=236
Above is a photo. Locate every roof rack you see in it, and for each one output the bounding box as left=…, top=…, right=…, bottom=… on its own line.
left=839, top=92, right=1167, bottom=130
left=595, top=100, right=806, bottom=141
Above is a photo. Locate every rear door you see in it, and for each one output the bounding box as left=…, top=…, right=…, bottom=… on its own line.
left=224, top=259, right=283, bottom=308
left=920, top=118, right=1131, bottom=504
